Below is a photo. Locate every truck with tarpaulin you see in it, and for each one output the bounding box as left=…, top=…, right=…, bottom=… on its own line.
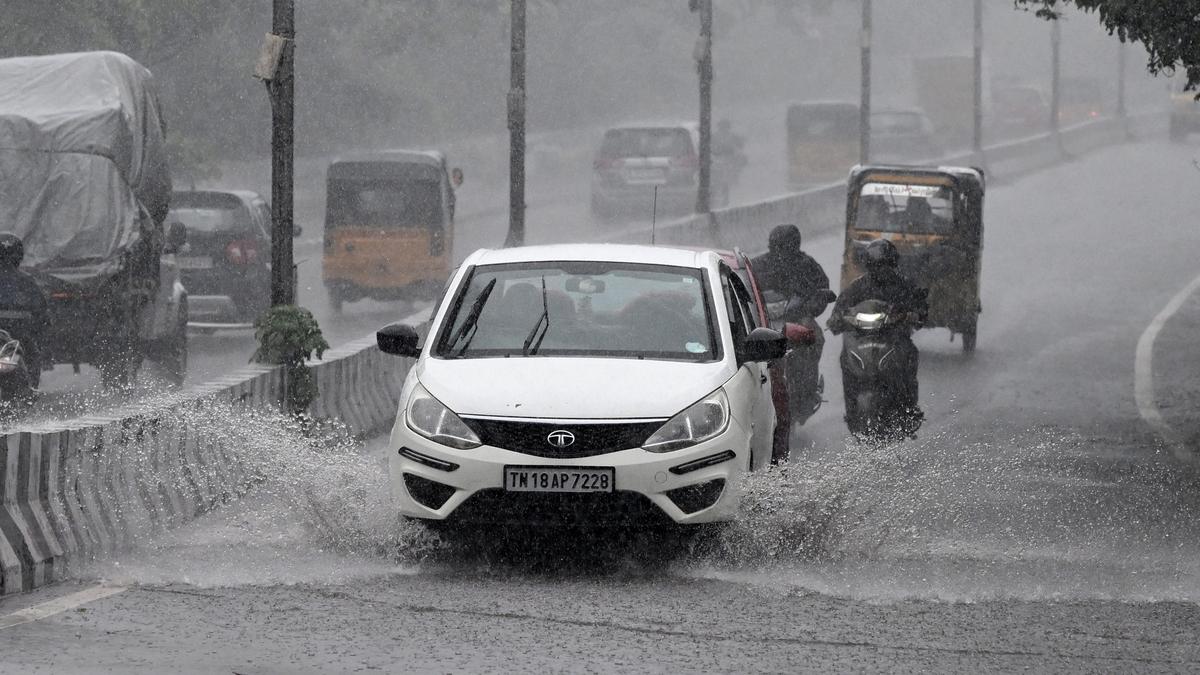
left=0, top=51, right=188, bottom=387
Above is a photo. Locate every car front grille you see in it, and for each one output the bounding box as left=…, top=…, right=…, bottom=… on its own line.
left=449, top=489, right=672, bottom=526
left=461, top=418, right=664, bottom=458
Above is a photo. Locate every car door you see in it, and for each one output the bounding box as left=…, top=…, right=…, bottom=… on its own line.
left=720, top=266, right=773, bottom=470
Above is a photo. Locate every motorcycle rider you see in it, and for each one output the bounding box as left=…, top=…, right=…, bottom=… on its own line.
left=0, top=233, right=47, bottom=388
left=828, top=238, right=927, bottom=422
left=751, top=224, right=832, bottom=423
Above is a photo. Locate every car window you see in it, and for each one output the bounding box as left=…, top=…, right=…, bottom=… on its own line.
left=728, top=271, right=760, bottom=330
left=598, top=128, right=695, bottom=160
left=434, top=261, right=718, bottom=362
left=720, top=267, right=752, bottom=346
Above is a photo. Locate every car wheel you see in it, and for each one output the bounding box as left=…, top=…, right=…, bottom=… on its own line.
left=961, top=319, right=978, bottom=354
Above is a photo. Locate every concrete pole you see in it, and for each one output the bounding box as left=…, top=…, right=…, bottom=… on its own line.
left=504, top=0, right=527, bottom=248
left=1050, top=18, right=1062, bottom=139
left=859, top=0, right=872, bottom=165
left=696, top=0, right=713, bottom=214
left=973, top=0, right=984, bottom=155
left=269, top=0, right=295, bottom=307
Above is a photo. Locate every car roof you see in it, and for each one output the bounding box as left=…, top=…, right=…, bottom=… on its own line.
left=170, top=189, right=262, bottom=204
left=462, top=243, right=720, bottom=269
left=329, top=149, right=446, bottom=166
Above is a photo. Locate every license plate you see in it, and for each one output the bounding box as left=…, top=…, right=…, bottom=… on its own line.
left=177, top=255, right=213, bottom=269
left=504, top=466, right=614, bottom=493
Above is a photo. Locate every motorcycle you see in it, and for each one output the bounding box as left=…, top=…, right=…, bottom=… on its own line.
left=835, top=299, right=923, bottom=440
left=762, top=288, right=836, bottom=428
left=0, top=329, right=35, bottom=404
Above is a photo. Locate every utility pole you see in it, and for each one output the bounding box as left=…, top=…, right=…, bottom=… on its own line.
left=972, top=0, right=983, bottom=156
left=1116, top=41, right=1127, bottom=118
left=268, top=0, right=295, bottom=307
left=1050, top=17, right=1062, bottom=141
left=504, top=0, right=526, bottom=248
left=859, top=0, right=871, bottom=165
left=693, top=0, right=713, bottom=215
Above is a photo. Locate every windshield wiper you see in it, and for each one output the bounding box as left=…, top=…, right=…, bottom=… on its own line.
left=447, top=278, right=497, bottom=357
left=521, top=276, right=550, bottom=356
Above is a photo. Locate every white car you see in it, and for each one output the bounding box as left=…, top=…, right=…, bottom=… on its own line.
left=376, top=244, right=786, bottom=527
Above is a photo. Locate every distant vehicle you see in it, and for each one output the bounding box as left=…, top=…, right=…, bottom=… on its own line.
left=1169, top=88, right=1200, bottom=142
left=842, top=164, right=985, bottom=352
left=870, top=109, right=941, bottom=164
left=786, top=101, right=860, bottom=189
left=169, top=190, right=274, bottom=328
left=913, top=55, right=976, bottom=148
left=1058, top=77, right=1106, bottom=126
left=322, top=150, right=461, bottom=313
left=591, top=123, right=733, bottom=220
left=989, top=85, right=1050, bottom=139
left=0, top=51, right=187, bottom=388
left=375, top=243, right=787, bottom=528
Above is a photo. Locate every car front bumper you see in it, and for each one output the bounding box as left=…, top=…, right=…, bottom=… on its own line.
left=387, top=417, right=753, bottom=526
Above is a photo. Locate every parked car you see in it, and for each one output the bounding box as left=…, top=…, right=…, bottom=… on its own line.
left=591, top=123, right=736, bottom=221
left=1058, top=77, right=1107, bottom=127
left=1169, top=88, right=1200, bottom=142
left=168, top=190, right=273, bottom=327
left=376, top=243, right=787, bottom=527
left=870, top=108, right=942, bottom=164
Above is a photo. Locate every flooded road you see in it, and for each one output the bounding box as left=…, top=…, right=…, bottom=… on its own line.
left=3, top=139, right=1200, bottom=672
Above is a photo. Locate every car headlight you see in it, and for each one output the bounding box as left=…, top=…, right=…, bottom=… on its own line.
left=643, top=389, right=730, bottom=453
left=406, top=383, right=481, bottom=450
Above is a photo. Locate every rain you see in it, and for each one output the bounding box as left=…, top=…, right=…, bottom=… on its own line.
left=1, top=1, right=1200, bottom=671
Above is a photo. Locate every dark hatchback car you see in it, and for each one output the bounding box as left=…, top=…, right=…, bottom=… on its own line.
left=167, top=190, right=272, bottom=326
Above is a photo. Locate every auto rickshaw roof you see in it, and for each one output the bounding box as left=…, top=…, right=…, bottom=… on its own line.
left=849, top=163, right=984, bottom=191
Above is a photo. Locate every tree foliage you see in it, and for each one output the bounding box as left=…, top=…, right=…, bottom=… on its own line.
left=1014, top=0, right=1200, bottom=91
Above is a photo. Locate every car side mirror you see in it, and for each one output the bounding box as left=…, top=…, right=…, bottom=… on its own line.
left=377, top=322, right=421, bottom=358
left=451, top=167, right=464, bottom=188
left=293, top=225, right=303, bottom=238
left=165, top=221, right=187, bottom=254
left=738, top=327, right=787, bottom=363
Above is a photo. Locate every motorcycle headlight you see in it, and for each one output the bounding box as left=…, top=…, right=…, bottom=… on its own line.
left=643, top=389, right=730, bottom=453
left=406, top=383, right=481, bottom=450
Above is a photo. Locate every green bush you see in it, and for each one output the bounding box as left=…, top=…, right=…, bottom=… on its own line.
left=253, top=305, right=330, bottom=414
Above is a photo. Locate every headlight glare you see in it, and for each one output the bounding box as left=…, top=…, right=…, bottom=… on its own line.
left=643, top=389, right=730, bottom=453
left=406, top=383, right=481, bottom=449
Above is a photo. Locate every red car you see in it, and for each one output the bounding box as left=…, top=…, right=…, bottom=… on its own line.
left=713, top=248, right=815, bottom=463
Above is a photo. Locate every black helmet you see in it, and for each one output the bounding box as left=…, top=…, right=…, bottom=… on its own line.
left=768, top=224, right=802, bottom=256
left=861, top=238, right=899, bottom=270
left=0, top=233, right=23, bottom=268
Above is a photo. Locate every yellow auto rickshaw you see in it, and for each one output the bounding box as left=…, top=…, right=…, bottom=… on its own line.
left=786, top=101, right=860, bottom=190
left=322, top=150, right=461, bottom=312
left=840, top=164, right=985, bottom=352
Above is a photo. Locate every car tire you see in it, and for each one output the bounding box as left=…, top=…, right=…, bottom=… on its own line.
left=961, top=319, right=977, bottom=354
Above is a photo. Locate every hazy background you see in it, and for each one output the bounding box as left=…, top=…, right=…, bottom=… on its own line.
left=0, top=0, right=1169, bottom=183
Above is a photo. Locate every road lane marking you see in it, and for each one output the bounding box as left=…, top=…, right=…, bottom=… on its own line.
left=1134, top=271, right=1200, bottom=461
left=0, top=585, right=126, bottom=630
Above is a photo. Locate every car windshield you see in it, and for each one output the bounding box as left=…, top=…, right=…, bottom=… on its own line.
left=326, top=178, right=443, bottom=228
left=435, top=261, right=718, bottom=362
left=598, top=128, right=694, bottom=159
left=168, top=206, right=242, bottom=233
left=871, top=112, right=925, bottom=135
left=854, top=182, right=956, bottom=235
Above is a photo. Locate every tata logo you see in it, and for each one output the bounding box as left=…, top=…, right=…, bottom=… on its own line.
left=546, top=430, right=576, bottom=448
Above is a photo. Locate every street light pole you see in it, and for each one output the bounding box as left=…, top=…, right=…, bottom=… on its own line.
left=504, top=0, right=527, bottom=248
left=269, top=0, right=295, bottom=307
left=972, top=0, right=983, bottom=156
left=859, top=0, right=872, bottom=165
left=1050, top=17, right=1062, bottom=141
left=694, top=0, right=713, bottom=215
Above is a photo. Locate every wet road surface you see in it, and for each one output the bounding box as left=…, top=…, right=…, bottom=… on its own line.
left=4, top=138, right=1200, bottom=672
